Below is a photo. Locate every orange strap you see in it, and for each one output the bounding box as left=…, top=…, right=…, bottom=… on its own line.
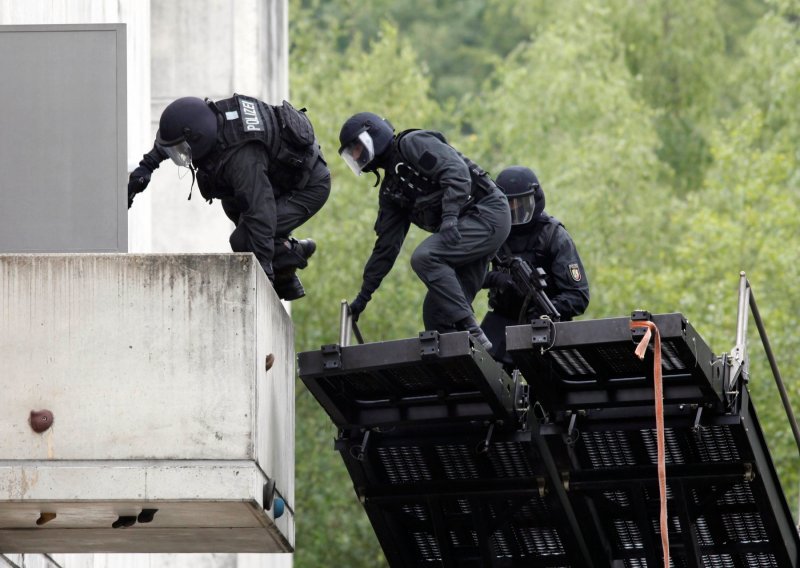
left=631, top=320, right=669, bottom=567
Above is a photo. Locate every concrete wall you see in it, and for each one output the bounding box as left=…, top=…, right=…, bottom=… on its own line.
left=0, top=254, right=294, bottom=556
left=0, top=2, right=292, bottom=564
left=145, top=0, right=289, bottom=256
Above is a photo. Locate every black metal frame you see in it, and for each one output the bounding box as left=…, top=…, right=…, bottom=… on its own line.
left=299, top=312, right=800, bottom=567
left=299, top=331, right=520, bottom=429
left=505, top=313, right=723, bottom=414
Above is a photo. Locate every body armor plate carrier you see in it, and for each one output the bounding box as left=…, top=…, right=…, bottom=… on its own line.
left=381, top=129, right=496, bottom=232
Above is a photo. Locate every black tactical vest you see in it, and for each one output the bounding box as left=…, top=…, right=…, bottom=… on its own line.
left=213, top=95, right=279, bottom=157
left=198, top=95, right=319, bottom=200
left=380, top=129, right=496, bottom=231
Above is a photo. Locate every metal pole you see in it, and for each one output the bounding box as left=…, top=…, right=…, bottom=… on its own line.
left=747, top=284, right=800, bottom=459
left=339, top=299, right=352, bottom=347
left=729, top=272, right=750, bottom=389
left=736, top=271, right=749, bottom=348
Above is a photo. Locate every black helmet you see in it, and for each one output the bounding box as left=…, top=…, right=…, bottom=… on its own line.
left=338, top=112, right=394, bottom=175
left=156, top=97, right=218, bottom=166
left=496, top=166, right=545, bottom=225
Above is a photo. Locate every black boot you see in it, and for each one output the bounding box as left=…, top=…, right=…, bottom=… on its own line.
left=273, top=270, right=305, bottom=301
left=273, top=237, right=317, bottom=271
left=293, top=238, right=316, bottom=261
left=457, top=315, right=492, bottom=351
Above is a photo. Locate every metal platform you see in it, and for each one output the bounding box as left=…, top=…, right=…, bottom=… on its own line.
left=298, top=331, right=521, bottom=429
left=299, top=312, right=800, bottom=567
left=505, top=313, right=724, bottom=414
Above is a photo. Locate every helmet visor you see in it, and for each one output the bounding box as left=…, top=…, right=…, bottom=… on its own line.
left=508, top=191, right=537, bottom=225
left=156, top=129, right=193, bottom=168
left=160, top=140, right=193, bottom=168
left=339, top=131, right=375, bottom=176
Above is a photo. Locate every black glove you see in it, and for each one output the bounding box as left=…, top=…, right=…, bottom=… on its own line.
left=349, top=294, right=369, bottom=322
left=439, top=215, right=461, bottom=246
left=484, top=270, right=516, bottom=292
left=127, top=165, right=152, bottom=209
left=127, top=145, right=166, bottom=209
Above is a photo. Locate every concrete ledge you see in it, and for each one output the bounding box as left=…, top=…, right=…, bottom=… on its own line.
left=0, top=254, right=294, bottom=552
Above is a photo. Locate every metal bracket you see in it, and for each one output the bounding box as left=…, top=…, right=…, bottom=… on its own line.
left=476, top=422, right=496, bottom=454
left=564, top=411, right=585, bottom=446
left=630, top=310, right=652, bottom=342
left=530, top=318, right=552, bottom=345
left=419, top=330, right=440, bottom=359
left=566, top=412, right=579, bottom=446
left=350, top=429, right=371, bottom=461
left=513, top=370, right=530, bottom=429
left=538, top=477, right=547, bottom=497
left=321, top=343, right=342, bottom=371
left=692, top=406, right=704, bottom=432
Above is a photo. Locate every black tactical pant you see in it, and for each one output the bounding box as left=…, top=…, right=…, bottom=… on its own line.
left=226, top=157, right=331, bottom=277
left=480, top=310, right=517, bottom=369
left=411, top=189, right=511, bottom=332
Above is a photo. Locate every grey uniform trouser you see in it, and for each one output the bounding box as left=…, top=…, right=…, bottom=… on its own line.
left=410, top=189, right=511, bottom=332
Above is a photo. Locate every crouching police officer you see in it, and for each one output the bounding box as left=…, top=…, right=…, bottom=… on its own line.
left=127, top=95, right=330, bottom=301
left=481, top=166, right=590, bottom=366
left=339, top=112, right=511, bottom=349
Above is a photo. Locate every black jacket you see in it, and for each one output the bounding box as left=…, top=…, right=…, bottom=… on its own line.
left=488, top=215, right=590, bottom=321
left=358, top=130, right=488, bottom=300
left=193, top=95, right=321, bottom=275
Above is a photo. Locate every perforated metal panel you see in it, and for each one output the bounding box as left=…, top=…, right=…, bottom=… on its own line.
left=299, top=314, right=800, bottom=567
left=506, top=313, right=723, bottom=413
left=298, top=331, right=520, bottom=429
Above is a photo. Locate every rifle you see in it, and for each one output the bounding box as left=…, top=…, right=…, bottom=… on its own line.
left=494, top=255, right=561, bottom=322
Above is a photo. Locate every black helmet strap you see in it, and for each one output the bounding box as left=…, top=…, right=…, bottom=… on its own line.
left=186, top=165, right=197, bottom=201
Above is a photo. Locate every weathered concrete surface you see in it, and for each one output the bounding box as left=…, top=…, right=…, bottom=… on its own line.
left=0, top=254, right=294, bottom=553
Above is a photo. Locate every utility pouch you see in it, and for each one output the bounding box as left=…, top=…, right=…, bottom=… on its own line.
left=275, top=100, right=316, bottom=169
left=411, top=192, right=444, bottom=232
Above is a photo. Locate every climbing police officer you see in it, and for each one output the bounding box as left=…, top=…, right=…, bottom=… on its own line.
left=339, top=112, right=511, bottom=349
left=481, top=166, right=590, bottom=365
left=127, top=95, right=330, bottom=301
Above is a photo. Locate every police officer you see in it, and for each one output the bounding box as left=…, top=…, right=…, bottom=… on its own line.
left=339, top=112, right=511, bottom=349
left=127, top=95, right=330, bottom=301
left=481, top=166, right=590, bottom=365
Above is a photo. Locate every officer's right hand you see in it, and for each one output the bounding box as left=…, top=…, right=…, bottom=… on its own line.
left=349, top=295, right=369, bottom=322
left=439, top=216, right=462, bottom=246
left=127, top=166, right=152, bottom=209
left=485, top=270, right=516, bottom=293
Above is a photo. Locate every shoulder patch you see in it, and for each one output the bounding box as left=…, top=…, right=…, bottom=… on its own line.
left=569, top=263, right=583, bottom=282
left=419, top=151, right=437, bottom=171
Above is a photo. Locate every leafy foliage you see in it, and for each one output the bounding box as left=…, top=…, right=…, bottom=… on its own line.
left=288, top=1, right=800, bottom=566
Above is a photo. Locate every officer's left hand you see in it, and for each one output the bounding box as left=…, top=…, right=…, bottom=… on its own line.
left=439, top=216, right=462, bottom=246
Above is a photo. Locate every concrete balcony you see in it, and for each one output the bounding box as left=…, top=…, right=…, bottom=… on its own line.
left=0, top=254, right=294, bottom=553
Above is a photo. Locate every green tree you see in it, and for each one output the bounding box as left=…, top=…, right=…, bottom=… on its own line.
left=459, top=1, right=677, bottom=319
left=660, top=0, right=800, bottom=505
